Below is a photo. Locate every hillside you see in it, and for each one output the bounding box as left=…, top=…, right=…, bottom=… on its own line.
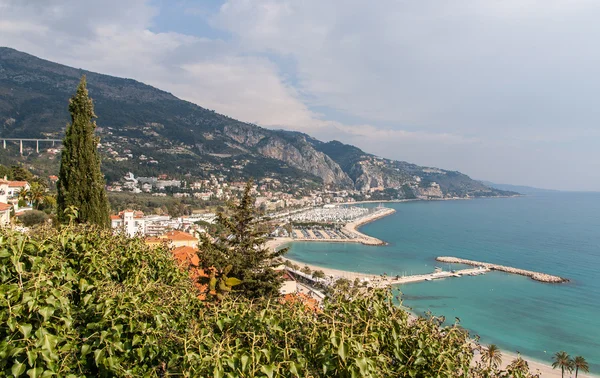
left=0, top=47, right=515, bottom=198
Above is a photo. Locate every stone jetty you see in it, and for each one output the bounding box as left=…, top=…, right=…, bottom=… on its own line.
left=436, top=256, right=569, bottom=283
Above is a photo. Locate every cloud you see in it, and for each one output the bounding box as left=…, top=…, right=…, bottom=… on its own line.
left=0, top=0, right=599, bottom=190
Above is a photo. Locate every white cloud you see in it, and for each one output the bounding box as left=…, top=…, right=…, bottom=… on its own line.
left=0, top=0, right=599, bottom=190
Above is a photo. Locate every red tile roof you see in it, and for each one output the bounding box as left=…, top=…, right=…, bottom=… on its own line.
left=164, top=230, right=198, bottom=241
left=8, top=181, right=28, bottom=187
left=0, top=203, right=12, bottom=211
left=172, top=246, right=200, bottom=267
left=281, top=293, right=319, bottom=311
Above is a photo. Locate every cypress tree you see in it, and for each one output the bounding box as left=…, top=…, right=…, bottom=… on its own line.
left=57, top=75, right=110, bottom=227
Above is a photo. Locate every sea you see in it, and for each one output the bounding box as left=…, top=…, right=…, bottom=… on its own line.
left=285, top=192, right=600, bottom=371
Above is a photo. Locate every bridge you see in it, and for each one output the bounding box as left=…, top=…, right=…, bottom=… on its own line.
left=0, top=138, right=63, bottom=155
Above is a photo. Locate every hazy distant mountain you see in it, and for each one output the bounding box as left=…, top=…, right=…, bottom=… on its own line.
left=479, top=181, right=558, bottom=195
left=0, top=46, right=515, bottom=198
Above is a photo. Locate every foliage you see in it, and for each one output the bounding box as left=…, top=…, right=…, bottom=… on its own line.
left=552, top=351, right=574, bottom=378
left=481, top=344, right=503, bottom=370
left=312, top=270, right=326, bottom=280
left=17, top=210, right=49, bottom=227
left=199, top=181, right=288, bottom=299
left=573, top=356, right=589, bottom=378
left=57, top=75, right=110, bottom=227
left=0, top=225, right=555, bottom=377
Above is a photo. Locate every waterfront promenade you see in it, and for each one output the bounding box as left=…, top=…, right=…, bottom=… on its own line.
left=436, top=256, right=569, bottom=283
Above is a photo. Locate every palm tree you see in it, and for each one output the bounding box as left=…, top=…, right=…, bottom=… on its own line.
left=506, top=354, right=530, bottom=376
left=29, top=182, right=46, bottom=210
left=552, top=351, right=573, bottom=378
left=573, top=356, right=589, bottom=378
left=481, top=344, right=503, bottom=370
left=18, top=188, right=31, bottom=205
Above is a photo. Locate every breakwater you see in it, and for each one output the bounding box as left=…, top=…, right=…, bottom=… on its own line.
left=436, top=256, right=569, bottom=283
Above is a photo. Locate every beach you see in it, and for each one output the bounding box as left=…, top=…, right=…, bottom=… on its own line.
left=266, top=204, right=598, bottom=377
left=272, top=249, right=596, bottom=377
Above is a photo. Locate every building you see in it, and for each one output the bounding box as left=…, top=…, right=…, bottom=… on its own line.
left=146, top=230, right=199, bottom=248
left=0, top=203, right=11, bottom=226
left=111, top=210, right=145, bottom=237
left=0, top=179, right=30, bottom=198
left=279, top=270, right=298, bottom=295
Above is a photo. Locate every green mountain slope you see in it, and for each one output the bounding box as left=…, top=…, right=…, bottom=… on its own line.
left=0, top=47, right=515, bottom=197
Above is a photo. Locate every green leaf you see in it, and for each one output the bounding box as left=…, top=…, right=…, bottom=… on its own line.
left=338, top=341, right=349, bottom=362
left=26, top=367, right=43, bottom=378
left=290, top=362, right=300, bottom=376
left=260, top=364, right=275, bottom=378
left=12, top=361, right=26, bottom=377
left=20, top=324, right=33, bottom=339
left=225, top=277, right=242, bottom=287
left=355, top=357, right=369, bottom=375
left=81, top=344, right=91, bottom=356
left=94, top=348, right=105, bottom=366
left=38, top=307, right=55, bottom=322
left=240, top=354, right=249, bottom=372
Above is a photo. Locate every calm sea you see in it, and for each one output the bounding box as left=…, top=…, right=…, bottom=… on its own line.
left=286, top=193, right=600, bottom=371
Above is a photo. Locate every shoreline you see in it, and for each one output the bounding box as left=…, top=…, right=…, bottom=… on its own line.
left=267, top=203, right=594, bottom=377
left=274, top=254, right=596, bottom=377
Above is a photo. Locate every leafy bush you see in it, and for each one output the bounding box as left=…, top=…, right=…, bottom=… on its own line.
left=0, top=226, right=538, bottom=377
left=18, top=210, right=48, bottom=227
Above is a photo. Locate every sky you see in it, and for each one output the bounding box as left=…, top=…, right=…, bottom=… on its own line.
left=1, top=0, right=599, bottom=191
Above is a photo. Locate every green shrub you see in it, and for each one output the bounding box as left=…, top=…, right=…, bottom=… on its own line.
left=18, top=210, right=48, bottom=227
left=0, top=226, right=538, bottom=377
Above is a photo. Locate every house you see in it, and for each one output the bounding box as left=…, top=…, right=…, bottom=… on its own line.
left=0, top=203, right=11, bottom=227
left=146, top=230, right=199, bottom=248
left=111, top=210, right=145, bottom=237
left=0, top=180, right=30, bottom=198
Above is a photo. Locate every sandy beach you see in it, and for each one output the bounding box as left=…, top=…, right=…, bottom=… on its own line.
left=266, top=240, right=596, bottom=377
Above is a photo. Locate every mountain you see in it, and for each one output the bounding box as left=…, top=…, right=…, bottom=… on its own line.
left=479, top=181, right=559, bottom=195
left=0, top=47, right=515, bottom=198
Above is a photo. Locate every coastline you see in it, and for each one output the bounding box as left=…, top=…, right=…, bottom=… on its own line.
left=273, top=252, right=596, bottom=377
left=267, top=204, right=595, bottom=377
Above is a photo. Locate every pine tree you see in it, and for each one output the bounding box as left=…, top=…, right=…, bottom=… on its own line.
left=57, top=75, right=110, bottom=227
left=199, top=180, right=288, bottom=299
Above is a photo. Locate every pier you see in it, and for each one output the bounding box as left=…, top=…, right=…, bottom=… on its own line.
left=384, top=267, right=490, bottom=286
left=436, top=256, right=569, bottom=283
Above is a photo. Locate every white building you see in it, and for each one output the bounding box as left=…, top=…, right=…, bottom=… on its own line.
left=111, top=210, right=146, bottom=237
left=0, top=179, right=30, bottom=198
left=0, top=203, right=11, bottom=227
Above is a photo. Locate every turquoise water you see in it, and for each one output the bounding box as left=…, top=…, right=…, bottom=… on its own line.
left=286, top=193, right=600, bottom=371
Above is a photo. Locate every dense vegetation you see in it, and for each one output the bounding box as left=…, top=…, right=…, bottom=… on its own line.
left=1, top=223, right=548, bottom=377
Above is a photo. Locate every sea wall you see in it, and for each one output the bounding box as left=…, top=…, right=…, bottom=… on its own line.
left=436, top=256, right=569, bottom=283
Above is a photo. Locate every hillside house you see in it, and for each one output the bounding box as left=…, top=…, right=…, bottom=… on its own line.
left=146, top=230, right=199, bottom=248
left=111, top=210, right=145, bottom=237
